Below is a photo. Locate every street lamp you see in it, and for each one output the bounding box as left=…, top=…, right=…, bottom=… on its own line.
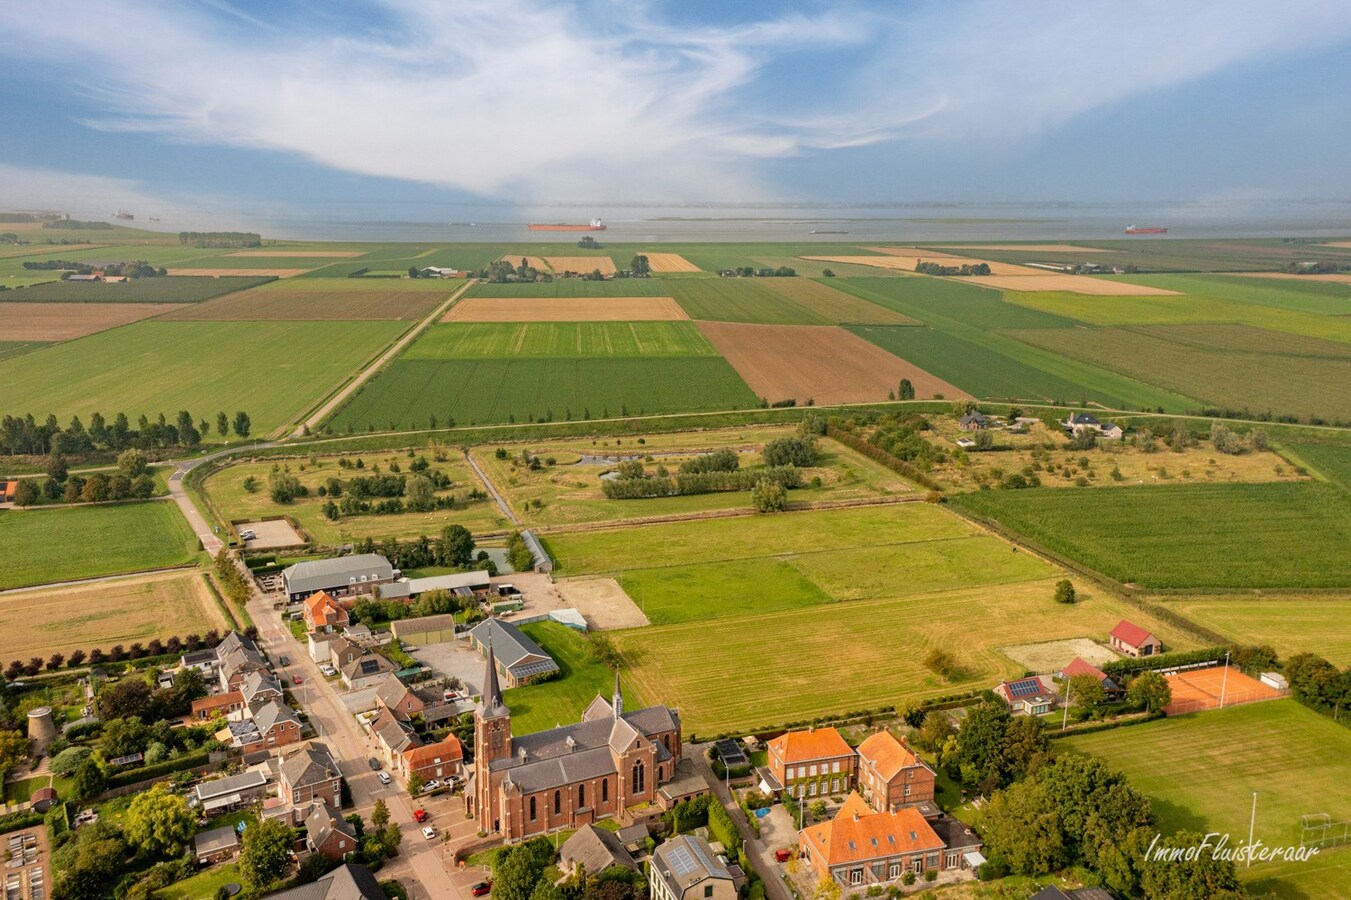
left=1219, top=650, right=1231, bottom=709
left=1248, top=792, right=1258, bottom=868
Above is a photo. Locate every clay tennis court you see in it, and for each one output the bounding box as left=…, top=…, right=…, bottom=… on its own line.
left=442, top=296, right=687, bottom=322
left=930, top=244, right=1120, bottom=253
left=0, top=301, right=185, bottom=340
left=1163, top=665, right=1286, bottom=716
left=697, top=321, right=969, bottom=405
left=963, top=274, right=1181, bottom=295
left=1237, top=272, right=1351, bottom=285
left=643, top=252, right=701, bottom=273
left=167, top=268, right=309, bottom=278
left=544, top=256, right=619, bottom=276
left=226, top=250, right=365, bottom=258
left=164, top=287, right=445, bottom=321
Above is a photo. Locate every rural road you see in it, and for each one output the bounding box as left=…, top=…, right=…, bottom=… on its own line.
left=463, top=449, right=520, bottom=526
left=167, top=441, right=278, bottom=554
left=289, top=280, right=472, bottom=439
left=688, top=744, right=790, bottom=900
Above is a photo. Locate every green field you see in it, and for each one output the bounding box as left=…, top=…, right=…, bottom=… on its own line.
left=1143, top=274, right=1351, bottom=315
left=466, top=278, right=671, bottom=297
left=0, top=319, right=405, bottom=436
left=1064, top=701, right=1351, bottom=898
left=1168, top=597, right=1351, bottom=666
left=855, top=276, right=1084, bottom=329
left=618, top=558, right=830, bottom=625
left=0, top=341, right=45, bottom=362
left=502, top=621, right=643, bottom=735
left=0, top=275, right=274, bottom=303
left=0, top=502, right=197, bottom=589
left=951, top=482, right=1351, bottom=589
left=1284, top=442, right=1351, bottom=489
left=405, top=322, right=717, bottom=359
left=1009, top=324, right=1351, bottom=420
left=665, top=278, right=830, bottom=324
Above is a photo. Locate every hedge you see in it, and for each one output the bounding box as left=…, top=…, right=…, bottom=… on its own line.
left=104, top=748, right=213, bottom=789
left=825, top=427, right=943, bottom=491
left=1101, top=647, right=1227, bottom=679
left=0, top=810, right=43, bottom=833
left=707, top=801, right=741, bottom=854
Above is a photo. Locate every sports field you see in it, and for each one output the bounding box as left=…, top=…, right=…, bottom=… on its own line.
left=951, top=482, right=1351, bottom=589
left=405, top=322, right=717, bottom=358
left=0, top=319, right=406, bottom=436
left=0, top=275, right=274, bottom=303
left=0, top=502, right=198, bottom=590
left=1162, top=665, right=1285, bottom=715
left=0, top=571, right=228, bottom=660
left=1168, top=597, right=1351, bottom=666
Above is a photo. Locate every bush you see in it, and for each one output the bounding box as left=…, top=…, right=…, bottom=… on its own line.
left=50, top=746, right=92, bottom=777
left=1054, top=579, right=1076, bottom=604
left=751, top=479, right=787, bottom=513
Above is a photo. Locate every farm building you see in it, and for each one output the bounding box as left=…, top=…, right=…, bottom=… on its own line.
left=856, top=730, right=936, bottom=812
left=520, top=529, right=554, bottom=574
left=391, top=613, right=460, bottom=646
left=767, top=726, right=856, bottom=800
left=379, top=569, right=493, bottom=602
left=281, top=553, right=395, bottom=603
left=1057, top=657, right=1124, bottom=701
left=1063, top=413, right=1124, bottom=440
left=994, top=676, right=1059, bottom=715
left=1109, top=620, right=1162, bottom=658
left=467, top=618, right=559, bottom=686
left=651, top=835, right=737, bottom=900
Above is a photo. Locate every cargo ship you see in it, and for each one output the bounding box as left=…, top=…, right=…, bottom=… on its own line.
left=1124, top=225, right=1166, bottom=234
left=528, top=218, right=606, bottom=232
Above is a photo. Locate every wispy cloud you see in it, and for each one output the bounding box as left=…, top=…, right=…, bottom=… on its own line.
left=0, top=0, right=1348, bottom=200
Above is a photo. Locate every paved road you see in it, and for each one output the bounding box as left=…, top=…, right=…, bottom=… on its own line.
left=687, top=744, right=792, bottom=900
left=166, top=441, right=278, bottom=554
left=463, top=449, right=519, bottom=526
left=289, top=281, right=472, bottom=439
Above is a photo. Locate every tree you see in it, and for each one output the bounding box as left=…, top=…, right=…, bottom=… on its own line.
left=762, top=435, right=819, bottom=467
left=371, top=798, right=390, bottom=830
left=117, top=448, right=149, bottom=478
left=46, top=652, right=64, bottom=671
left=405, top=474, right=436, bottom=512
left=51, top=820, right=126, bottom=900
left=1210, top=421, right=1243, bottom=455
left=381, top=822, right=402, bottom=856
left=898, top=378, right=915, bottom=401
left=99, top=715, right=150, bottom=759
left=951, top=399, right=978, bottom=417
left=751, top=478, right=787, bottom=513
left=1054, top=579, right=1076, bottom=604
left=232, top=410, right=251, bottom=439
left=51, top=746, right=92, bottom=777
left=494, top=838, right=555, bottom=900
left=953, top=701, right=1012, bottom=788
left=97, top=679, right=154, bottom=721
left=1068, top=673, right=1107, bottom=716
left=239, top=817, right=295, bottom=890
left=915, top=711, right=956, bottom=753
left=629, top=255, right=651, bottom=277
left=1126, top=669, right=1171, bottom=713
left=1136, top=830, right=1244, bottom=899
left=408, top=772, right=426, bottom=796
left=71, top=757, right=106, bottom=801
left=125, top=783, right=196, bottom=858
left=440, top=524, right=475, bottom=567
left=12, top=479, right=38, bottom=507
left=924, top=648, right=960, bottom=679
left=217, top=411, right=230, bottom=436
left=999, top=715, right=1050, bottom=784
left=0, top=729, right=28, bottom=779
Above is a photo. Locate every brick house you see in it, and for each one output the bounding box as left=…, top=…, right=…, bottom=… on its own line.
left=240, top=671, right=284, bottom=708
left=993, top=676, right=1059, bottom=715
left=304, top=800, right=358, bottom=860
left=767, top=727, right=855, bottom=800
left=1058, top=657, right=1125, bottom=701
left=651, top=835, right=737, bottom=900
left=800, top=794, right=978, bottom=887
left=1110, top=620, right=1162, bottom=658
left=304, top=591, right=350, bottom=633
left=342, top=652, right=397, bottom=691
left=855, top=731, right=935, bottom=812
left=279, top=742, right=342, bottom=812
left=191, top=691, right=245, bottom=721
left=375, top=677, right=427, bottom=723
left=399, top=735, right=464, bottom=784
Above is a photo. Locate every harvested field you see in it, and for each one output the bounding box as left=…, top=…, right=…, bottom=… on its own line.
left=1321, top=241, right=1351, bottom=249
left=544, top=256, right=618, bottom=276
left=930, top=244, right=1120, bottom=253
left=0, top=571, right=228, bottom=661
left=498, top=256, right=549, bottom=271
left=0, top=242, right=104, bottom=258
left=860, top=247, right=967, bottom=258
left=697, top=321, right=969, bottom=405
left=163, top=287, right=446, bottom=320
left=1236, top=272, right=1351, bottom=285
left=806, top=253, right=1037, bottom=276
left=1001, top=637, right=1118, bottom=672
left=0, top=302, right=184, bottom=340
left=642, top=252, right=701, bottom=273
left=167, top=268, right=309, bottom=277
left=226, top=250, right=365, bottom=258
left=442, top=296, right=688, bottom=323
left=756, top=278, right=917, bottom=325
left=965, top=274, right=1182, bottom=295
left=553, top=577, right=650, bottom=630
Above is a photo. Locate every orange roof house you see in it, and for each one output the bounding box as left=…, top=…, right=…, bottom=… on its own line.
left=855, top=731, right=935, bottom=812
left=767, top=727, right=856, bottom=799
left=1109, top=620, right=1162, bottom=658
left=191, top=690, right=245, bottom=720
left=304, top=591, right=350, bottom=632
left=399, top=734, right=464, bottom=784
left=799, top=793, right=948, bottom=886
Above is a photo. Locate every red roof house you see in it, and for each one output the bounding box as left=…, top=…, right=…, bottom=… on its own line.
left=1109, top=620, right=1162, bottom=658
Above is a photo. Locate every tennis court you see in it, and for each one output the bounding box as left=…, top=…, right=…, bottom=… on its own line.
left=1163, top=665, right=1286, bottom=715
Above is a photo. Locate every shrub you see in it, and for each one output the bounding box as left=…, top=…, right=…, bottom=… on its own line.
left=1054, top=579, right=1076, bottom=604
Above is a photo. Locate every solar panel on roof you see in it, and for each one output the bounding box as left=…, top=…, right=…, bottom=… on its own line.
left=1008, top=679, right=1041, bottom=697
left=668, top=846, right=698, bottom=877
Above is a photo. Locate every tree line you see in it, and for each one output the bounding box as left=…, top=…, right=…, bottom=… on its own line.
left=23, top=259, right=166, bottom=277
left=914, top=261, right=992, bottom=276
left=8, top=448, right=158, bottom=507
left=177, top=231, right=262, bottom=248
left=0, top=409, right=250, bottom=457
left=599, top=436, right=819, bottom=500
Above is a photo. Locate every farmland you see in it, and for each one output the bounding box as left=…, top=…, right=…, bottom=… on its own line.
left=502, top=621, right=644, bottom=736
left=0, top=502, right=198, bottom=590
left=0, top=275, right=274, bottom=303
left=1168, top=596, right=1351, bottom=666
left=467, top=278, right=671, bottom=297
left=666, top=278, right=833, bottom=324
left=951, top=482, right=1351, bottom=589
left=443, top=296, right=688, bottom=322
left=754, top=278, right=918, bottom=325
left=0, top=301, right=184, bottom=340
left=164, top=285, right=450, bottom=320
left=0, top=341, right=44, bottom=362
left=1283, top=442, right=1351, bottom=488
left=0, top=571, right=229, bottom=660
left=0, top=320, right=406, bottom=436
left=841, top=276, right=1082, bottom=329
left=404, top=322, right=717, bottom=359
left=1063, top=701, right=1351, bottom=896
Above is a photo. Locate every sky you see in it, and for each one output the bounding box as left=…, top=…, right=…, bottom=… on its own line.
left=1, top=0, right=1350, bottom=225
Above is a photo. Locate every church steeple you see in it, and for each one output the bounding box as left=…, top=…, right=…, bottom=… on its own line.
left=482, top=629, right=508, bottom=719
left=612, top=668, right=623, bottom=719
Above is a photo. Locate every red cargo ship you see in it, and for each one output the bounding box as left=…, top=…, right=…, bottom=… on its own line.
left=1124, top=225, right=1167, bottom=234
left=528, top=218, right=606, bottom=232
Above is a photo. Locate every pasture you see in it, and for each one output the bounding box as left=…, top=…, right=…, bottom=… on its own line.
left=840, top=276, right=1082, bottom=329
left=951, top=482, right=1351, bottom=589
left=166, top=267, right=309, bottom=277
left=0, top=301, right=183, bottom=340
left=1167, top=597, right=1351, bottom=666
left=442, top=296, right=688, bottom=322
left=0, top=571, right=228, bottom=661
left=697, top=321, right=968, bottom=405
left=503, top=621, right=644, bottom=735
left=1284, top=442, right=1351, bottom=489
left=0, top=502, right=197, bottom=590
left=0, top=341, right=44, bottom=362
left=0, top=275, right=274, bottom=303
left=0, top=320, right=405, bottom=436
left=405, top=322, right=717, bottom=359
left=163, top=286, right=449, bottom=320
left=666, top=278, right=831, bottom=324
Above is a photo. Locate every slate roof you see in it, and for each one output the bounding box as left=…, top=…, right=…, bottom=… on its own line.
left=194, top=825, right=240, bottom=856
left=283, top=554, right=393, bottom=596
left=372, top=710, right=417, bottom=755
left=262, top=863, right=384, bottom=900
left=652, top=835, right=733, bottom=895
left=241, top=671, right=283, bottom=705
left=960, top=411, right=988, bottom=427
left=926, top=815, right=982, bottom=851
left=470, top=618, right=559, bottom=680
left=254, top=700, right=301, bottom=734
left=1067, top=413, right=1102, bottom=427
left=305, top=800, right=357, bottom=852
left=280, top=742, right=339, bottom=790
left=561, top=824, right=638, bottom=875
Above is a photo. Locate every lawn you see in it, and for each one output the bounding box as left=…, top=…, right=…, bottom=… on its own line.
left=328, top=356, right=758, bottom=431
left=404, top=321, right=717, bottom=359
left=951, top=482, right=1351, bottom=589
left=154, top=862, right=242, bottom=900
left=0, top=319, right=406, bottom=437
left=665, top=278, right=830, bottom=324
left=0, top=275, right=274, bottom=303
left=0, top=502, right=198, bottom=590
left=1166, top=597, right=1351, bottom=666
left=1063, top=701, right=1351, bottom=897
left=502, top=621, right=644, bottom=735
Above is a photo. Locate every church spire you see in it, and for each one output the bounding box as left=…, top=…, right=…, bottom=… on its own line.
left=612, top=668, right=623, bottom=719
left=482, top=628, right=507, bottom=718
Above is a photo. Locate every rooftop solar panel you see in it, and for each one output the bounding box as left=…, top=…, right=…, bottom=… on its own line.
left=1009, top=679, right=1040, bottom=697
left=668, top=846, right=698, bottom=877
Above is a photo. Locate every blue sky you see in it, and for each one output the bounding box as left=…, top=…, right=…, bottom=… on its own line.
left=1, top=0, right=1350, bottom=222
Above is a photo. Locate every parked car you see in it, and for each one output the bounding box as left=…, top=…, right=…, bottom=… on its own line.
left=471, top=883, right=492, bottom=897
left=292, top=674, right=303, bottom=684
left=421, top=779, right=440, bottom=792
left=421, top=825, right=437, bottom=840
left=368, top=758, right=381, bottom=771
left=319, top=664, right=337, bottom=676
left=279, top=656, right=290, bottom=666
left=775, top=849, right=793, bottom=862
left=376, top=772, right=391, bottom=785
left=413, top=809, right=429, bottom=823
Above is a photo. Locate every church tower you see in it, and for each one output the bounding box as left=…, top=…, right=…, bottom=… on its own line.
left=475, top=635, right=512, bottom=833
left=612, top=668, right=624, bottom=719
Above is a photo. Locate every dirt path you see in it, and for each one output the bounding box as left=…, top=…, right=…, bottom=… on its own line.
left=463, top=448, right=520, bottom=526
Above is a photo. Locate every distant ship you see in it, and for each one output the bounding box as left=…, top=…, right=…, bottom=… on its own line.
left=528, top=218, right=606, bottom=232
left=809, top=230, right=849, bottom=234
left=1124, top=225, right=1166, bottom=234
left=115, top=209, right=134, bottom=220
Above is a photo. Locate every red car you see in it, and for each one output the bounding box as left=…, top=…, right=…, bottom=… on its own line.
left=292, top=675, right=303, bottom=684
left=775, top=849, right=793, bottom=862
left=472, top=882, right=493, bottom=897
left=413, top=809, right=429, bottom=823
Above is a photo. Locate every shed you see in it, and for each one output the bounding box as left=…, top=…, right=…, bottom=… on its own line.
left=520, top=530, right=553, bottom=574
left=30, top=786, right=58, bottom=812
left=194, top=825, right=241, bottom=864
left=1260, top=672, right=1289, bottom=690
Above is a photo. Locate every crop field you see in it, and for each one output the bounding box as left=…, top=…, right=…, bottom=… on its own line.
left=0, top=275, right=274, bottom=303
left=541, top=256, right=619, bottom=276
left=1009, top=324, right=1351, bottom=420
left=0, top=341, right=44, bottom=362
left=967, top=273, right=1181, bottom=295
left=642, top=252, right=701, bottom=273
left=503, top=621, right=644, bottom=735
left=202, top=451, right=509, bottom=543
left=1063, top=701, right=1351, bottom=895
left=0, top=301, right=184, bottom=340
left=0, top=320, right=405, bottom=436
left=0, top=502, right=197, bottom=590
left=467, top=279, right=671, bottom=298
left=406, top=322, right=716, bottom=358
left=1167, top=597, right=1351, bottom=666
left=951, top=482, right=1351, bottom=589
left=615, top=577, right=1191, bottom=736
left=1139, top=274, right=1351, bottom=316
left=0, top=571, right=228, bottom=661
left=838, top=276, right=1083, bottom=329
left=755, top=278, right=917, bottom=324
left=666, top=278, right=833, bottom=324
left=1284, top=442, right=1351, bottom=489
left=227, top=250, right=366, bottom=258
left=329, top=356, right=758, bottom=431
left=163, top=286, right=448, bottom=320
left=443, top=296, right=688, bottom=322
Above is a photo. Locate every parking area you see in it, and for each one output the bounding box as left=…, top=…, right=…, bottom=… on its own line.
left=403, top=639, right=485, bottom=701
left=238, top=519, right=306, bottom=550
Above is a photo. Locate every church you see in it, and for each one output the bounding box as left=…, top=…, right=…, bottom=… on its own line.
left=466, top=638, right=693, bottom=840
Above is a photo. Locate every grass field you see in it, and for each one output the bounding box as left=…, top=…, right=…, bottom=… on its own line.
left=0, top=275, right=274, bottom=303
left=1063, top=701, right=1351, bottom=898
left=163, top=285, right=450, bottom=320
left=0, top=340, right=46, bottom=361
left=951, top=482, right=1351, bottom=589
left=1148, top=274, right=1351, bottom=315
left=0, top=502, right=198, bottom=590
left=1283, top=442, right=1351, bottom=489
left=330, top=356, right=758, bottom=431
left=1167, top=597, right=1351, bottom=666
left=467, top=278, right=671, bottom=297
left=502, top=621, right=643, bottom=735
left=0, top=571, right=228, bottom=660
left=755, top=278, right=917, bottom=325
left=1009, top=324, right=1351, bottom=421
left=404, top=322, right=717, bottom=359
left=666, top=278, right=832, bottom=324
left=849, top=276, right=1083, bottom=329
left=0, top=320, right=405, bottom=436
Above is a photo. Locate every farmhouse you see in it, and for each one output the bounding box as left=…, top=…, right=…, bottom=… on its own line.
left=855, top=731, right=936, bottom=812
left=651, top=835, right=737, bottom=900
left=1109, top=620, right=1162, bottom=658
left=304, top=800, right=359, bottom=860
left=958, top=411, right=988, bottom=431
left=304, top=590, right=350, bottom=632
left=994, top=677, right=1059, bottom=715
left=468, top=618, right=560, bottom=687
left=767, top=726, right=856, bottom=800
left=279, top=742, right=342, bottom=811
left=468, top=652, right=686, bottom=840
left=1058, top=657, right=1124, bottom=701
left=559, top=824, right=638, bottom=878
left=281, top=553, right=395, bottom=603
left=1063, top=413, right=1124, bottom=440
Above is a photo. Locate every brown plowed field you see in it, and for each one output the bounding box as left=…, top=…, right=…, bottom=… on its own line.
left=167, top=267, right=309, bottom=277
left=966, top=274, right=1180, bottom=295
left=643, top=252, right=701, bottom=273
left=544, top=256, right=618, bottom=276
left=442, top=296, right=687, bottom=322
left=163, top=287, right=446, bottom=320
left=226, top=250, right=366, bottom=257
left=697, top=321, right=969, bottom=405
left=0, top=301, right=184, bottom=339
left=756, top=278, right=917, bottom=325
